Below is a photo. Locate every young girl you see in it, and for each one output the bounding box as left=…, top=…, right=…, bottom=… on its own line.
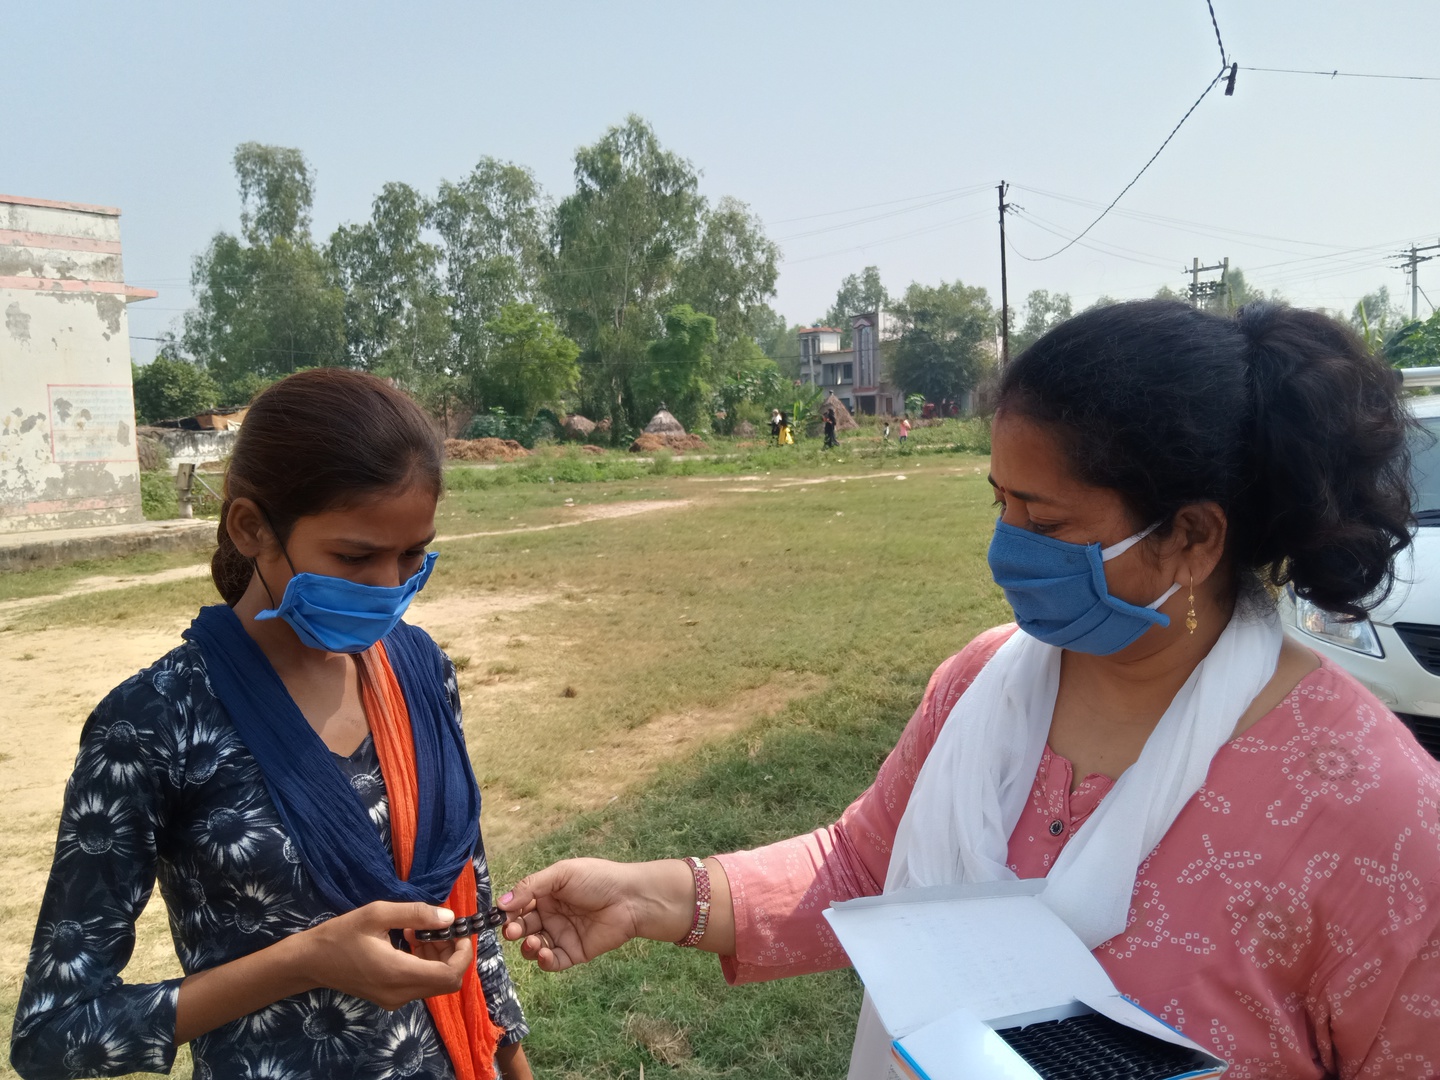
left=12, top=370, right=531, bottom=1079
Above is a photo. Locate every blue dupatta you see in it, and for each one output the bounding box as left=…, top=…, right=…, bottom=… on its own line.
left=184, top=604, right=482, bottom=911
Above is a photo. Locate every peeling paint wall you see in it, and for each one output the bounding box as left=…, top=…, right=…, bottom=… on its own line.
left=0, top=195, right=155, bottom=533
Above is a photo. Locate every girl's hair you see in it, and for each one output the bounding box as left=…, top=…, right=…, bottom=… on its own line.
left=212, top=368, right=444, bottom=605
left=997, top=299, right=1416, bottom=619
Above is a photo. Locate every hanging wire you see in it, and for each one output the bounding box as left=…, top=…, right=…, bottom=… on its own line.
left=1010, top=67, right=1228, bottom=262
left=1205, top=0, right=1228, bottom=67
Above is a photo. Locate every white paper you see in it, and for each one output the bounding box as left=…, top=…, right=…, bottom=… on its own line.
left=893, top=1007, right=1043, bottom=1080
left=823, top=881, right=1114, bottom=1037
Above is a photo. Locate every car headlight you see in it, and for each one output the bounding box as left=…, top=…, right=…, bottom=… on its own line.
left=1293, top=594, right=1384, bottom=658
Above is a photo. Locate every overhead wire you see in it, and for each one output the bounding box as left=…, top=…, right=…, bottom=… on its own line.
left=1244, top=66, right=1440, bottom=83
left=1009, top=67, right=1229, bottom=262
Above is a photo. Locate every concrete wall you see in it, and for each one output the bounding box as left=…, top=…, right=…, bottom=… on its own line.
left=143, top=427, right=238, bottom=468
left=0, top=194, right=157, bottom=534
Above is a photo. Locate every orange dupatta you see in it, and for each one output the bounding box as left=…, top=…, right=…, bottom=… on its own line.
left=359, top=642, right=506, bottom=1080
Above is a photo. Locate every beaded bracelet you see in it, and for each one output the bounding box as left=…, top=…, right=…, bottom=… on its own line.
left=674, top=856, right=712, bottom=948
left=414, top=906, right=507, bottom=942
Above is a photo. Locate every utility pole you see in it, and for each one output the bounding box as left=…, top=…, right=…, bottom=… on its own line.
left=1395, top=242, right=1440, bottom=321
left=1185, top=258, right=1229, bottom=308
left=998, top=181, right=1011, bottom=367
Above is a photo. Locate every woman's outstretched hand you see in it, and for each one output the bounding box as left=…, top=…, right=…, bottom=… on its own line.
left=498, top=857, right=736, bottom=971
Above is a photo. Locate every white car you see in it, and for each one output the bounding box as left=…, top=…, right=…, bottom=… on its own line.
left=1279, top=368, right=1440, bottom=759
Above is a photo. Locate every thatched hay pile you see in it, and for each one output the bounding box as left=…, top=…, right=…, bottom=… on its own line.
left=629, top=432, right=707, bottom=453
left=733, top=420, right=756, bottom=438
left=643, top=408, right=686, bottom=435
left=444, top=438, right=530, bottom=462
left=563, top=414, right=596, bottom=440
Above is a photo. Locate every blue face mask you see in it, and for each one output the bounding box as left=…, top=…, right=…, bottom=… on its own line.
left=987, top=519, right=1181, bottom=655
left=254, top=551, right=438, bottom=654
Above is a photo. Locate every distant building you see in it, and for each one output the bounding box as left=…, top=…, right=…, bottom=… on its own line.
left=1, top=193, right=156, bottom=533
left=798, top=326, right=854, bottom=409
left=849, top=310, right=906, bottom=416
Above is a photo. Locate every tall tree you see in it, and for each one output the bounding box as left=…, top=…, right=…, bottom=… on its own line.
left=823, top=266, right=888, bottom=346
left=545, top=115, right=703, bottom=435
left=640, top=304, right=717, bottom=429
left=889, top=281, right=993, bottom=405
left=673, top=196, right=779, bottom=372
left=328, top=182, right=448, bottom=384
left=432, top=158, right=547, bottom=402
left=183, top=143, right=345, bottom=399
left=1009, top=289, right=1073, bottom=355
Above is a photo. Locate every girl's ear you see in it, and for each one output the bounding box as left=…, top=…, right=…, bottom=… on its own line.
left=227, top=498, right=272, bottom=560
left=1171, top=501, right=1229, bottom=586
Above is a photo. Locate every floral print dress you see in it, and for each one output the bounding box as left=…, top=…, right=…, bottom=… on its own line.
left=11, top=639, right=527, bottom=1080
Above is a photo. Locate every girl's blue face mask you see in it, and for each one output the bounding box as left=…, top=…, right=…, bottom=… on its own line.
left=987, top=518, right=1180, bottom=655
left=254, top=551, right=438, bottom=654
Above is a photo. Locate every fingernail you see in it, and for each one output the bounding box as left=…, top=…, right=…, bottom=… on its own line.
left=437, top=907, right=454, bottom=923
left=499, top=891, right=513, bottom=906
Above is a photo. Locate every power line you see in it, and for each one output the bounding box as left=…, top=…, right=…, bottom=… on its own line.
left=1205, top=0, right=1228, bottom=68
left=1245, top=65, right=1440, bottom=83
left=1010, top=67, right=1228, bottom=262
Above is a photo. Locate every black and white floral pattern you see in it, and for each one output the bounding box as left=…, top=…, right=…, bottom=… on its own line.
left=11, top=640, right=526, bottom=1079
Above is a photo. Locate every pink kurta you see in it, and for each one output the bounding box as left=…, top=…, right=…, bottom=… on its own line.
left=714, top=626, right=1440, bottom=1079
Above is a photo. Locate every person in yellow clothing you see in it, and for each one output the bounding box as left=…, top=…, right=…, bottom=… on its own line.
left=778, top=411, right=795, bottom=446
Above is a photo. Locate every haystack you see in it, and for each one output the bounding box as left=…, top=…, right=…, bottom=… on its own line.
left=644, top=406, right=686, bottom=436
left=562, top=414, right=596, bottom=440
left=733, top=420, right=756, bottom=438
left=820, top=392, right=859, bottom=431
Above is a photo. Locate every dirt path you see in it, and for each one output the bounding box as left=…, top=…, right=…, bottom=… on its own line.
left=0, top=500, right=691, bottom=620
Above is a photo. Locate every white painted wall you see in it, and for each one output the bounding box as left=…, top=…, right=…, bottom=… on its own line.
left=1, top=195, right=155, bottom=533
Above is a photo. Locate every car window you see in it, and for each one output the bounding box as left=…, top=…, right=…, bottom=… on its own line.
left=1412, top=416, right=1440, bottom=519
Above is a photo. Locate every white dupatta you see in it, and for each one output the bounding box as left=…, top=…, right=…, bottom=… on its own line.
left=846, top=609, right=1282, bottom=1078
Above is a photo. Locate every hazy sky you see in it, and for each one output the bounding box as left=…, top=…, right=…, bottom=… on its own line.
left=10, top=1, right=1440, bottom=361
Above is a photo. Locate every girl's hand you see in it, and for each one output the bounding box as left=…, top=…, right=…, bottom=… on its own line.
left=499, top=857, right=735, bottom=971
left=299, top=901, right=472, bottom=1009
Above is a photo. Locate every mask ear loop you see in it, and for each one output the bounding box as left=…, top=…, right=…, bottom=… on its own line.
left=251, top=505, right=298, bottom=609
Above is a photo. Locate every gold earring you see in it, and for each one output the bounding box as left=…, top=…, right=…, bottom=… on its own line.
left=1185, top=574, right=1198, bottom=635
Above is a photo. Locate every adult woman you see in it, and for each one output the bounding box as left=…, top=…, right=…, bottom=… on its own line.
left=499, top=301, right=1440, bottom=1078
left=12, top=370, right=530, bottom=1079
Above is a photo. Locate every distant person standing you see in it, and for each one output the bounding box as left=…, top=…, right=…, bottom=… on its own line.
left=770, top=408, right=782, bottom=445
left=883, top=421, right=891, bottom=442
left=823, top=408, right=838, bottom=449
left=778, top=411, right=795, bottom=446
left=899, top=416, right=911, bottom=445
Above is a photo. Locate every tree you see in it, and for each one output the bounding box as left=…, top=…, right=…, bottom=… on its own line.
left=889, top=281, right=993, bottom=405
left=545, top=115, right=704, bottom=435
left=328, top=182, right=454, bottom=413
left=1009, top=289, right=1073, bottom=355
left=183, top=144, right=345, bottom=399
left=639, top=304, right=717, bottom=430
left=824, top=266, right=888, bottom=347
left=432, top=158, right=548, bottom=404
left=1384, top=310, right=1440, bottom=368
left=1344, top=286, right=1410, bottom=354
left=673, top=196, right=779, bottom=373
left=475, top=303, right=580, bottom=417
left=131, top=352, right=218, bottom=424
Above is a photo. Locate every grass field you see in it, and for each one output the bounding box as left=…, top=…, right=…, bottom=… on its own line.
left=0, top=436, right=1007, bottom=1079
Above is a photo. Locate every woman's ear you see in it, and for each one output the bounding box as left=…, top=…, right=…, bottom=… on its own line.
left=227, top=498, right=271, bottom=560
left=1171, top=501, right=1228, bottom=586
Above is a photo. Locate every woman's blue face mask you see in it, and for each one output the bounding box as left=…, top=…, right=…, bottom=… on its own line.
left=987, top=518, right=1180, bottom=655
left=254, top=551, right=438, bottom=654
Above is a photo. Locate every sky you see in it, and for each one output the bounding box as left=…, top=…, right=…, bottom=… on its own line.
left=9, top=0, right=1440, bottom=362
